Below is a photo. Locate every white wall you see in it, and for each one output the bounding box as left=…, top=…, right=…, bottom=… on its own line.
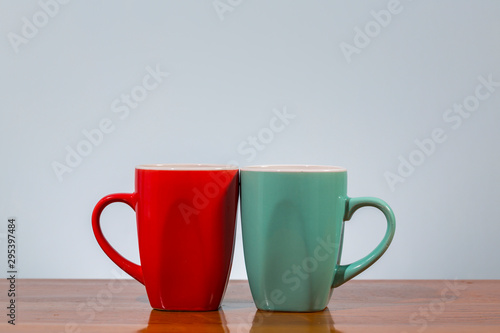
left=1, top=0, right=499, bottom=280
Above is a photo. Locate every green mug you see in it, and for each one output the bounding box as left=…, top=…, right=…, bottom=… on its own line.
left=240, top=165, right=396, bottom=312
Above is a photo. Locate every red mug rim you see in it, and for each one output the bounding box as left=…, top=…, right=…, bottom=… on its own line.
left=135, top=164, right=238, bottom=171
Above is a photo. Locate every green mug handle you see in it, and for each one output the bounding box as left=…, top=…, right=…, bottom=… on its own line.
left=333, top=197, right=396, bottom=288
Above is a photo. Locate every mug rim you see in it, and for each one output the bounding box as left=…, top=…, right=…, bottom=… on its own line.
left=240, top=165, right=347, bottom=172
left=136, top=164, right=238, bottom=171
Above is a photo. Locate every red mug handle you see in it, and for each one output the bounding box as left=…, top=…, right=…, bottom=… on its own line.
left=92, top=193, right=144, bottom=284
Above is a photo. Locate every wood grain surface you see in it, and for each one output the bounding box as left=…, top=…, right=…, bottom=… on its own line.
left=1, top=279, right=499, bottom=332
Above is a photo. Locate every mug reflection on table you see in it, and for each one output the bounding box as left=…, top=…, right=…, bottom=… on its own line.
left=250, top=308, right=340, bottom=333
left=139, top=308, right=229, bottom=333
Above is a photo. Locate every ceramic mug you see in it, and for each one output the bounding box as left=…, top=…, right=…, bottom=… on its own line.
left=92, top=164, right=239, bottom=311
left=240, top=165, right=396, bottom=312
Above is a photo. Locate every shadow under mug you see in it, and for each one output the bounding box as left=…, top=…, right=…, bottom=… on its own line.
left=92, top=164, right=239, bottom=311
left=240, top=165, right=396, bottom=312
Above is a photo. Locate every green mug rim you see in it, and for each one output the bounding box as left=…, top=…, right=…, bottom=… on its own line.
left=240, top=165, right=347, bottom=172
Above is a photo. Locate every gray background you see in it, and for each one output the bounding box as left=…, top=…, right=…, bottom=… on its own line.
left=1, top=0, right=499, bottom=280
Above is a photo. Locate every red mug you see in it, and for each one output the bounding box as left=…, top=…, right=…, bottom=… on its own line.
left=92, top=164, right=239, bottom=311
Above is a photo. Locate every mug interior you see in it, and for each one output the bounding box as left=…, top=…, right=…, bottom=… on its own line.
left=240, top=165, right=347, bottom=172
left=136, top=164, right=238, bottom=170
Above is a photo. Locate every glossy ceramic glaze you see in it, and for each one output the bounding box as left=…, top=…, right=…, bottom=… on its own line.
left=92, top=164, right=239, bottom=311
left=240, top=165, right=396, bottom=312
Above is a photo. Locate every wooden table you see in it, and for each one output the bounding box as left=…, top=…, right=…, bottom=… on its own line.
left=1, top=279, right=499, bottom=332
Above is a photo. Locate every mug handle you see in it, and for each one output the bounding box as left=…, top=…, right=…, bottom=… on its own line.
left=92, top=193, right=144, bottom=285
left=332, top=197, right=396, bottom=288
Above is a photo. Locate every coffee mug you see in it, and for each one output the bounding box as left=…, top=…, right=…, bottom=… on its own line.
left=92, top=164, right=239, bottom=311
left=240, top=165, right=396, bottom=312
